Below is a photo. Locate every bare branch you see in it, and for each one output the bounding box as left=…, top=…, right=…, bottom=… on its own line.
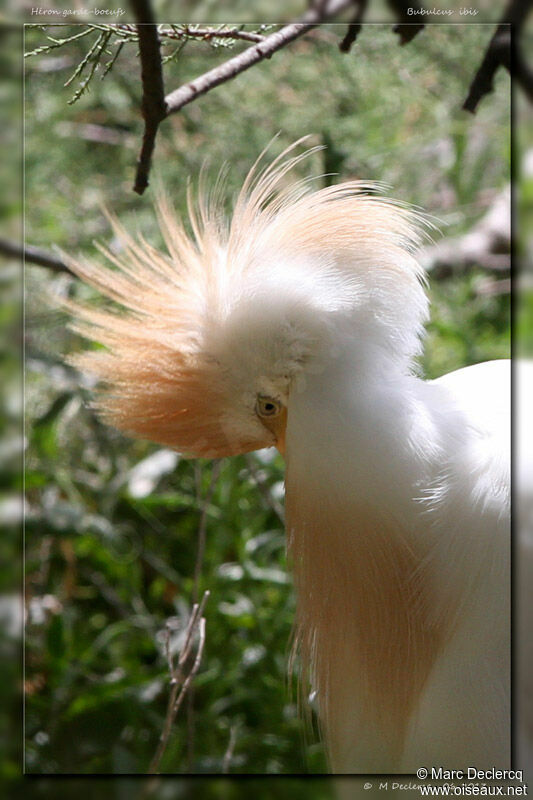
left=164, top=25, right=267, bottom=45
left=126, top=0, right=354, bottom=193
left=174, top=617, right=206, bottom=712
left=339, top=0, right=368, bottom=53
left=163, top=0, right=355, bottom=118
left=386, top=0, right=426, bottom=45
left=222, top=724, right=238, bottom=773
left=0, top=238, right=76, bottom=276
left=420, top=186, right=510, bottom=278
left=148, top=590, right=210, bottom=774
left=188, top=459, right=221, bottom=766
left=463, top=0, right=532, bottom=113
left=131, top=1, right=168, bottom=194
left=90, top=23, right=267, bottom=45
left=463, top=26, right=510, bottom=113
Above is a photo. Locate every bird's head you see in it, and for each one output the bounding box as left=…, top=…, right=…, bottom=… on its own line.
left=66, top=139, right=430, bottom=458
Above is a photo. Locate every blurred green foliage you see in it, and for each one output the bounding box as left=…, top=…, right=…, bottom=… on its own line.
left=1, top=24, right=23, bottom=796
left=16, top=22, right=510, bottom=780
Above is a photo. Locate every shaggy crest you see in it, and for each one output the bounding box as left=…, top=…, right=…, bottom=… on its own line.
left=65, top=138, right=430, bottom=456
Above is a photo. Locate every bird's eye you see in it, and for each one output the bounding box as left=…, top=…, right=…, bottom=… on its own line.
left=256, top=396, right=281, bottom=418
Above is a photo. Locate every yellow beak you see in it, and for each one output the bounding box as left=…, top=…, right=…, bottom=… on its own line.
left=260, top=406, right=287, bottom=456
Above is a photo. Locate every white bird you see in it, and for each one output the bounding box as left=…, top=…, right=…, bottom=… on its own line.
left=66, top=140, right=510, bottom=773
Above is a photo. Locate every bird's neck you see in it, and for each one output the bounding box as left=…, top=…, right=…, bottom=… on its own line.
left=285, top=355, right=450, bottom=771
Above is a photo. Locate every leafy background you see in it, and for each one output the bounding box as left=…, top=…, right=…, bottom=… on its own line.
left=6, top=19, right=516, bottom=793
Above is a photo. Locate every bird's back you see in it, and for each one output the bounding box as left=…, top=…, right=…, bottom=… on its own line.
left=432, top=359, right=510, bottom=475
left=401, top=359, right=511, bottom=771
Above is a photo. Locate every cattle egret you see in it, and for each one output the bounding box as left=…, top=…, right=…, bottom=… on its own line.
left=66, top=140, right=510, bottom=773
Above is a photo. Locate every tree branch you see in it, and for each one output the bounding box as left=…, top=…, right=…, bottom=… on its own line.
left=148, top=591, right=209, bottom=774
left=386, top=0, right=426, bottom=46
left=420, top=186, right=510, bottom=278
left=339, top=0, right=368, bottom=53
left=163, top=25, right=266, bottom=45
left=462, top=26, right=510, bottom=113
left=96, top=23, right=267, bottom=45
left=463, top=0, right=532, bottom=113
left=164, top=0, right=355, bottom=118
left=222, top=724, right=238, bottom=773
left=128, top=0, right=354, bottom=194
left=0, top=238, right=76, bottom=276
left=130, top=0, right=168, bottom=194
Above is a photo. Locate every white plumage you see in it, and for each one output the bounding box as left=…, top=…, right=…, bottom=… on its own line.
left=66, top=140, right=510, bottom=773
